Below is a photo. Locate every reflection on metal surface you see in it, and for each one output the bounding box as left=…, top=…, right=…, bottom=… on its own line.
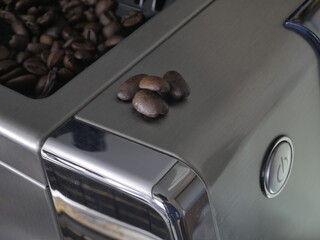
left=153, top=163, right=218, bottom=240
left=285, top=0, right=320, bottom=55
left=42, top=119, right=217, bottom=240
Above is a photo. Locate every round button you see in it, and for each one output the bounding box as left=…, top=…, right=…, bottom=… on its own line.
left=261, top=136, right=294, bottom=198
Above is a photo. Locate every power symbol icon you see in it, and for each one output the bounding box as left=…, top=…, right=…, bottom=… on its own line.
left=277, top=157, right=288, bottom=183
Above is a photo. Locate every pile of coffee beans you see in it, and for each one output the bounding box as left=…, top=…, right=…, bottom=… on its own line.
left=117, top=71, right=191, bottom=118
left=0, top=0, right=145, bottom=98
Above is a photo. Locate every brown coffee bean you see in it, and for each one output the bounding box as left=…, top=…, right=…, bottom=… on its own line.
left=83, top=28, right=97, bottom=43
left=63, top=55, right=81, bottom=73
left=4, top=74, right=38, bottom=93
left=37, top=11, right=55, bottom=27
left=27, top=6, right=39, bottom=16
left=121, top=11, right=143, bottom=28
left=71, top=41, right=96, bottom=51
left=84, top=0, right=98, bottom=5
left=0, top=10, right=29, bottom=36
left=139, top=76, right=170, bottom=93
left=24, top=19, right=41, bottom=36
left=15, top=0, right=37, bottom=11
left=84, top=10, right=97, bottom=22
left=62, top=0, right=81, bottom=13
left=84, top=22, right=102, bottom=32
left=62, top=27, right=78, bottom=41
left=0, top=59, right=17, bottom=74
left=163, top=71, right=191, bottom=100
left=35, top=68, right=57, bottom=97
left=0, top=46, right=10, bottom=61
left=95, top=0, right=116, bottom=16
left=45, top=26, right=62, bottom=39
left=132, top=90, right=169, bottom=118
left=105, top=35, right=123, bottom=48
left=57, top=67, right=74, bottom=81
left=40, top=34, right=54, bottom=45
left=97, top=42, right=107, bottom=53
left=23, top=57, right=47, bottom=75
left=40, top=50, right=50, bottom=62
left=0, top=67, right=26, bottom=83
left=15, top=51, right=31, bottom=64
left=102, top=21, right=121, bottom=38
left=99, top=11, right=116, bottom=25
left=117, top=74, right=147, bottom=101
left=27, top=43, right=50, bottom=54
left=74, top=50, right=92, bottom=61
left=47, top=50, right=64, bottom=69
left=9, top=34, right=29, bottom=50
left=51, top=40, right=64, bottom=51
left=67, top=12, right=85, bottom=25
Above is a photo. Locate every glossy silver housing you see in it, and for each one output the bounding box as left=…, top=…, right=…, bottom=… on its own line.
left=285, top=0, right=320, bottom=55
left=42, top=119, right=217, bottom=240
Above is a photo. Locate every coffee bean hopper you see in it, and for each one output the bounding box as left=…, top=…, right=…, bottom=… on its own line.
left=2, top=0, right=320, bottom=239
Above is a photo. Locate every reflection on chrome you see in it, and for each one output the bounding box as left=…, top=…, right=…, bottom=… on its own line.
left=285, top=0, right=320, bottom=55
left=42, top=119, right=218, bottom=240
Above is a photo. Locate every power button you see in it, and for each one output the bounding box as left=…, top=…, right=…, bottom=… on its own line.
left=261, top=136, right=294, bottom=198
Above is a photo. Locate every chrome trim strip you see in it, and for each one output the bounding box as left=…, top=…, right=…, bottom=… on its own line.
left=42, top=119, right=217, bottom=239
left=285, top=0, right=320, bottom=54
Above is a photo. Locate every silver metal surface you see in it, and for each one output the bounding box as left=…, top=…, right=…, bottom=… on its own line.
left=42, top=119, right=217, bottom=240
left=285, top=0, right=320, bottom=55
left=153, top=163, right=218, bottom=240
left=0, top=0, right=212, bottom=184
left=260, top=136, right=294, bottom=198
left=76, top=0, right=320, bottom=238
left=0, top=161, right=61, bottom=240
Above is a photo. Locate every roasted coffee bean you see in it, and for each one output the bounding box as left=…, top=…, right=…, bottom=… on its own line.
left=74, top=50, right=92, bottom=61
left=71, top=41, right=96, bottom=51
left=23, top=57, right=47, bottom=75
left=84, top=22, right=102, bottom=32
left=97, top=42, right=107, bottom=53
left=139, top=76, right=170, bottom=93
left=121, top=10, right=143, bottom=28
left=63, top=54, right=80, bottom=73
left=102, top=21, right=121, bottom=38
left=0, top=59, right=17, bottom=74
left=35, top=68, right=57, bottom=97
left=15, top=51, right=31, bottom=63
left=84, top=0, right=98, bottom=5
left=163, top=71, right=191, bottom=100
left=19, top=14, right=35, bottom=22
left=0, top=46, right=10, bottom=61
left=47, top=50, right=64, bottom=69
left=51, top=40, right=63, bottom=51
left=65, top=6, right=85, bottom=19
left=62, top=27, right=78, bottom=41
left=62, top=0, right=82, bottom=13
left=9, top=34, right=29, bottom=50
left=105, top=35, right=123, bottom=48
left=0, top=10, right=29, bottom=36
left=15, top=0, right=38, bottom=12
left=37, top=11, right=55, bottom=27
left=40, top=50, right=50, bottom=62
left=99, top=11, right=116, bottom=25
left=83, top=28, right=97, bottom=43
left=84, top=10, right=97, bottom=22
left=132, top=90, right=169, bottom=118
left=45, top=26, right=62, bottom=39
left=117, top=74, right=147, bottom=101
left=27, top=6, right=39, bottom=16
left=67, top=12, right=85, bottom=25
left=39, top=34, right=54, bottom=45
left=95, top=0, right=116, bottom=16
left=24, top=19, right=41, bottom=36
left=4, top=74, right=38, bottom=93
left=57, top=67, right=74, bottom=81
left=27, top=43, right=50, bottom=54
left=0, top=67, right=26, bottom=83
